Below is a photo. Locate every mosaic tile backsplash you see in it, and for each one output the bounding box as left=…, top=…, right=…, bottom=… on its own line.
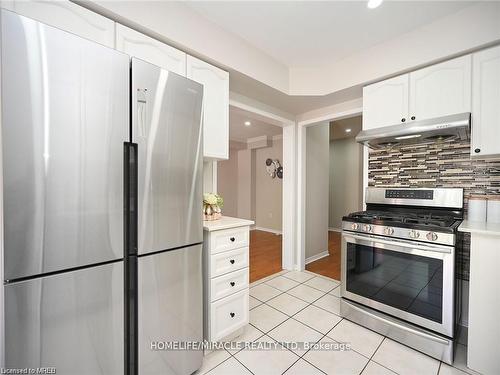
left=368, top=138, right=500, bottom=280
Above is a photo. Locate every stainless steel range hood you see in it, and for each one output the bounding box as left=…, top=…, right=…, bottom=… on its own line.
left=356, top=112, right=470, bottom=149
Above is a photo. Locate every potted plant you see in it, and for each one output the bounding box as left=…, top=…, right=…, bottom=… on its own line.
left=203, top=193, right=223, bottom=221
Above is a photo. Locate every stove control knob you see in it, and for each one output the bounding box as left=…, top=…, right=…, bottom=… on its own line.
left=362, top=224, right=372, bottom=232
left=426, top=232, right=438, bottom=241
left=409, top=230, right=420, bottom=239
left=384, top=227, right=394, bottom=235
left=351, top=223, right=360, bottom=230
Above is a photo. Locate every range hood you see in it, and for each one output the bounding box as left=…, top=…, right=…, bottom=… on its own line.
left=356, top=112, right=471, bottom=149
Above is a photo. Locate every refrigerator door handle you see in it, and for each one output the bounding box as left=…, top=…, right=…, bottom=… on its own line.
left=136, top=88, right=148, bottom=138
left=125, top=142, right=138, bottom=256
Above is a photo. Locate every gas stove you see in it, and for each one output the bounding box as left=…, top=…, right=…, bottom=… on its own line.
left=340, top=187, right=464, bottom=364
left=342, top=188, right=463, bottom=246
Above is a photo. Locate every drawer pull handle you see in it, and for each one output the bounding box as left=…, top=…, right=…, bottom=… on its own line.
left=230, top=237, right=235, bottom=242
left=229, top=259, right=235, bottom=264
left=230, top=282, right=235, bottom=287
left=230, top=312, right=235, bottom=318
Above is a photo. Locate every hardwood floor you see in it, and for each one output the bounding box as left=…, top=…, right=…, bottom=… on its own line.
left=306, top=231, right=341, bottom=280
left=249, top=230, right=341, bottom=283
left=249, top=230, right=282, bottom=283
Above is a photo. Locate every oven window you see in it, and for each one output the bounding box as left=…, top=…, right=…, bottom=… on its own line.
left=346, top=243, right=443, bottom=323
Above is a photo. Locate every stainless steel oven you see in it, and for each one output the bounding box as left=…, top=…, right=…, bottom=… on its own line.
left=341, top=232, right=455, bottom=337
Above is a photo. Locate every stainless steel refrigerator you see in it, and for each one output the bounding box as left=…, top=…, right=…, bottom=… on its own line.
left=130, top=58, right=204, bottom=375
left=1, top=10, right=204, bottom=375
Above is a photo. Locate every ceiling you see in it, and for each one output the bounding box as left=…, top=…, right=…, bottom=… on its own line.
left=186, top=1, right=472, bottom=68
left=330, top=116, right=362, bottom=141
left=229, top=107, right=283, bottom=142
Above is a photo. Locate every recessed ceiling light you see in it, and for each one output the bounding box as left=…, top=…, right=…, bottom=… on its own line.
left=345, top=128, right=352, bottom=133
left=367, top=0, right=383, bottom=9
left=244, top=121, right=251, bottom=126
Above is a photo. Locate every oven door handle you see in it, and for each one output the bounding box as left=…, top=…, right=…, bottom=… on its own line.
left=343, top=232, right=452, bottom=254
left=343, top=300, right=451, bottom=345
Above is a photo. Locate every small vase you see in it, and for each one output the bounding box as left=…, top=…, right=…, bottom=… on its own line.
left=203, top=204, right=221, bottom=221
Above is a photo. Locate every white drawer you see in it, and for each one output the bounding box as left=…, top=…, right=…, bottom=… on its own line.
left=211, top=268, right=249, bottom=302
left=211, top=247, right=248, bottom=278
left=210, top=289, right=249, bottom=341
left=210, top=227, right=249, bottom=254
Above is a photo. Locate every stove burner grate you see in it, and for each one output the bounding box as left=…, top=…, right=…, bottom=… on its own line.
left=347, top=211, right=456, bottom=228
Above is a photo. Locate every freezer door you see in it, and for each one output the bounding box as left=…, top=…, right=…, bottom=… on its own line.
left=4, top=261, right=124, bottom=374
left=132, top=58, right=203, bottom=255
left=138, top=244, right=203, bottom=375
left=1, top=11, right=129, bottom=280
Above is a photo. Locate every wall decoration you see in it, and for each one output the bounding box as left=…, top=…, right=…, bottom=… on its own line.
left=265, top=158, right=283, bottom=179
left=368, top=138, right=500, bottom=280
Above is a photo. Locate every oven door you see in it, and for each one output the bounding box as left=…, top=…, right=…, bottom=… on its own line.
left=341, top=231, right=455, bottom=337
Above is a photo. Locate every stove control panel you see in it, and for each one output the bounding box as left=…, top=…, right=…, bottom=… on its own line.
left=385, top=189, right=434, bottom=200
left=342, top=221, right=455, bottom=246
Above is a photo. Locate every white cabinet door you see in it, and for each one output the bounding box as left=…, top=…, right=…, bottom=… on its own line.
left=115, top=24, right=186, bottom=76
left=362, top=75, right=409, bottom=130
left=471, top=46, right=500, bottom=157
left=467, top=233, right=500, bottom=375
left=409, top=55, right=472, bottom=122
left=1, top=0, right=114, bottom=47
left=187, top=56, right=229, bottom=160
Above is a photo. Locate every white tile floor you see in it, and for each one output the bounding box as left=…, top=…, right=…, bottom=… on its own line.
left=197, top=270, right=474, bottom=375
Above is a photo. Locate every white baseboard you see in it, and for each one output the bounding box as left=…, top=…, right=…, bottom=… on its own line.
left=305, top=250, right=329, bottom=265
left=252, top=226, right=282, bottom=235
left=328, top=227, right=342, bottom=233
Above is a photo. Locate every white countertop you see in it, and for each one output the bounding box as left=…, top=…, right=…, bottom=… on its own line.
left=458, top=220, right=500, bottom=236
left=203, top=216, right=254, bottom=232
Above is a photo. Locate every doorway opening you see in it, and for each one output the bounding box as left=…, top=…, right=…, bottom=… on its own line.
left=217, top=106, right=284, bottom=283
left=304, top=115, right=363, bottom=281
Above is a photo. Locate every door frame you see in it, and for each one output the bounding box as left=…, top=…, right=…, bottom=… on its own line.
left=228, top=97, right=297, bottom=271
left=296, top=106, right=363, bottom=271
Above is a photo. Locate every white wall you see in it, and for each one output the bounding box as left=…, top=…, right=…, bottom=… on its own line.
left=217, top=139, right=283, bottom=231
left=255, top=138, right=283, bottom=232
left=216, top=148, right=238, bottom=217
left=329, top=138, right=363, bottom=229
left=236, top=148, right=255, bottom=221
left=296, top=98, right=363, bottom=124
left=305, top=124, right=329, bottom=260
left=203, top=161, right=216, bottom=193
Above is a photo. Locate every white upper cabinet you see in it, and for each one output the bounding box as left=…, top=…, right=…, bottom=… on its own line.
left=409, top=55, right=472, bottom=121
left=1, top=0, right=114, bottom=48
left=363, top=55, right=472, bottom=130
left=363, top=75, right=409, bottom=130
left=115, top=24, right=186, bottom=76
left=471, top=45, right=500, bottom=158
left=187, top=56, right=229, bottom=160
